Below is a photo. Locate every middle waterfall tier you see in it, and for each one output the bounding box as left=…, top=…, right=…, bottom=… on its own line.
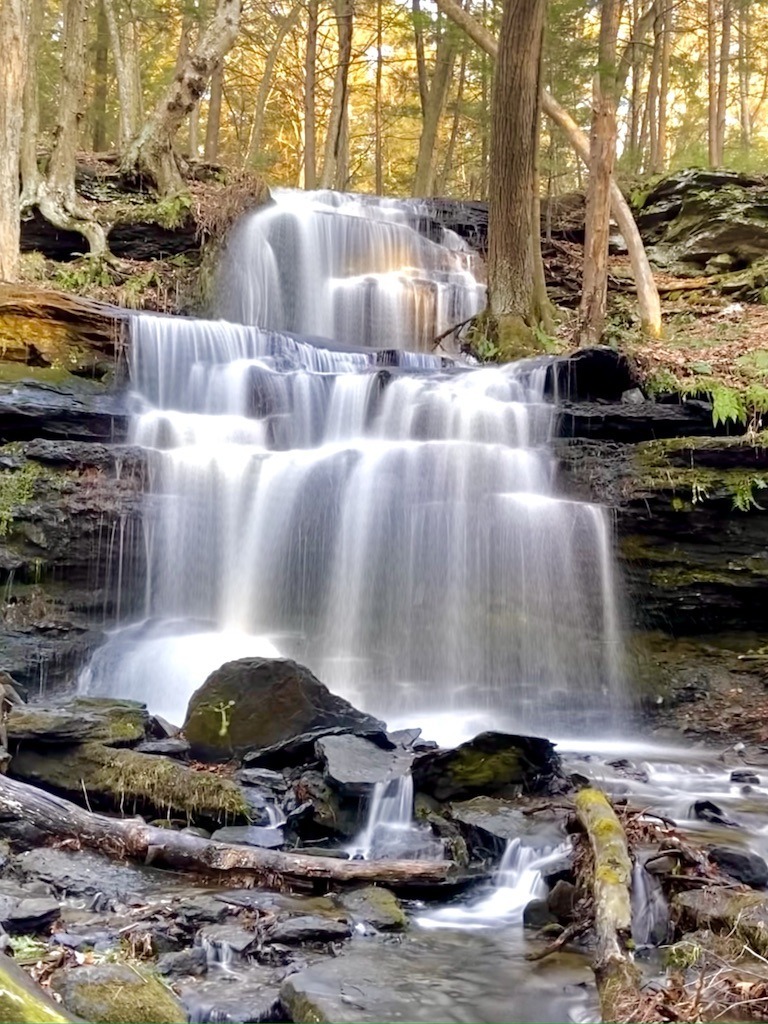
left=83, top=313, right=624, bottom=733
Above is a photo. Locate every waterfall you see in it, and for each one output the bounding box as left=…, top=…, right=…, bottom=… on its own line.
left=348, top=775, right=441, bottom=861
left=82, top=190, right=625, bottom=735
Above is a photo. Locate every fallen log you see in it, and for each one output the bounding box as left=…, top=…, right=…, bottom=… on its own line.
left=0, top=949, right=76, bottom=1023
left=575, top=788, right=641, bottom=1023
left=0, top=773, right=459, bottom=892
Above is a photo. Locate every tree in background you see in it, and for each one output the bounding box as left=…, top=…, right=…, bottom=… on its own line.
left=0, top=0, right=30, bottom=281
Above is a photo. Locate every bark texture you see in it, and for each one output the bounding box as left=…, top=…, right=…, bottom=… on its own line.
left=578, top=0, right=622, bottom=346
left=102, top=0, right=142, bottom=149
left=413, top=23, right=456, bottom=197
left=120, top=0, right=242, bottom=195
left=320, top=0, right=354, bottom=189
left=0, top=0, right=30, bottom=282
left=304, top=0, right=319, bottom=187
left=487, top=0, right=546, bottom=327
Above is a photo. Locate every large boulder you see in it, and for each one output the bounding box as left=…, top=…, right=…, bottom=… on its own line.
left=183, top=658, right=385, bottom=761
left=411, top=732, right=560, bottom=802
left=316, top=734, right=413, bottom=796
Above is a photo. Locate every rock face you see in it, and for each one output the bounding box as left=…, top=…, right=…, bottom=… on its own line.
left=412, top=732, right=560, bottom=802
left=7, top=697, right=148, bottom=746
left=50, top=963, right=187, bottom=1024
left=183, top=658, right=386, bottom=761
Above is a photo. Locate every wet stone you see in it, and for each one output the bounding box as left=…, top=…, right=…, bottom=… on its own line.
left=708, top=846, right=768, bottom=888
left=198, top=923, right=257, bottom=960
left=236, top=767, right=289, bottom=792
left=336, top=886, right=406, bottom=931
left=693, top=799, right=740, bottom=828
left=156, top=946, right=208, bottom=977
left=316, top=734, right=413, bottom=795
left=135, top=736, right=190, bottom=758
left=178, top=970, right=284, bottom=1023
left=268, top=915, right=352, bottom=945
left=731, top=770, right=761, bottom=785
left=546, top=880, right=575, bottom=923
left=51, top=962, right=187, bottom=1023
left=211, top=825, right=284, bottom=849
left=523, top=899, right=558, bottom=930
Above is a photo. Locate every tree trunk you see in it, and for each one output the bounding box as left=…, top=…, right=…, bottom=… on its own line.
left=204, top=59, right=224, bottom=161
left=434, top=0, right=662, bottom=337
left=578, top=0, right=622, bottom=346
left=246, top=4, right=302, bottom=168
left=708, top=0, right=719, bottom=166
left=646, top=3, right=662, bottom=173
left=437, top=44, right=467, bottom=193
left=413, top=22, right=456, bottom=197
left=375, top=0, right=384, bottom=194
left=91, top=0, right=109, bottom=151
left=304, top=0, right=319, bottom=188
left=19, top=0, right=41, bottom=207
left=716, top=0, right=732, bottom=163
left=0, top=773, right=459, bottom=892
left=575, top=789, right=640, bottom=1023
left=738, top=0, right=751, bottom=148
left=102, top=0, right=142, bottom=150
left=120, top=0, right=242, bottom=195
left=412, top=0, right=429, bottom=117
left=0, top=0, right=29, bottom=282
left=319, top=0, right=353, bottom=189
left=655, top=0, right=672, bottom=171
left=487, top=0, right=546, bottom=345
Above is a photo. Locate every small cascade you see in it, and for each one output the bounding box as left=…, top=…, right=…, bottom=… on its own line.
left=349, top=775, right=441, bottom=861
left=631, top=861, right=669, bottom=948
left=218, top=190, right=486, bottom=351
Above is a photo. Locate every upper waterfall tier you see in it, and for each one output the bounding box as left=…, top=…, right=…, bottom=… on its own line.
left=216, top=190, right=486, bottom=351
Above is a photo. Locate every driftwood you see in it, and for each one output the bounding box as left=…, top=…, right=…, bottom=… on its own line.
left=0, top=773, right=459, bottom=892
left=575, top=788, right=641, bottom=1023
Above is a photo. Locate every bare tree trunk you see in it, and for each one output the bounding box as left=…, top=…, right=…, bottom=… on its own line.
left=626, top=0, right=643, bottom=171
left=487, top=0, right=546, bottom=344
left=334, top=102, right=349, bottom=188
left=19, top=0, right=41, bottom=207
left=189, top=105, right=200, bottom=158
left=304, top=0, right=318, bottom=188
left=646, top=2, right=662, bottom=173
left=578, top=0, right=622, bottom=346
left=102, top=0, right=142, bottom=150
left=319, top=0, right=353, bottom=189
left=375, top=0, right=384, bottom=193
left=91, top=0, right=109, bottom=151
left=204, top=59, right=224, bottom=161
left=656, top=0, right=673, bottom=171
left=716, top=0, right=732, bottom=162
left=434, top=0, right=662, bottom=337
left=437, top=45, right=467, bottom=193
left=412, top=0, right=429, bottom=117
left=0, top=0, right=29, bottom=282
left=738, top=0, right=751, bottom=148
left=413, top=22, right=456, bottom=196
left=120, top=0, right=241, bottom=195
left=708, top=0, right=719, bottom=166
left=247, top=4, right=302, bottom=168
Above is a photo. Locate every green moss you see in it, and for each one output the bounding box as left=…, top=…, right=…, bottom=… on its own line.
left=52, top=965, right=186, bottom=1024
left=447, top=748, right=522, bottom=790
left=0, top=463, right=41, bottom=536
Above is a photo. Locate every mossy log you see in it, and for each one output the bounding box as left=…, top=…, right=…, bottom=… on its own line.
left=0, top=285, right=125, bottom=376
left=575, top=787, right=641, bottom=1023
left=0, top=949, right=77, bottom=1022
left=0, top=773, right=458, bottom=891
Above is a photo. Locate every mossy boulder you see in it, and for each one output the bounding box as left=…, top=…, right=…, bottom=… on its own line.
left=183, top=657, right=385, bottom=761
left=50, top=963, right=186, bottom=1024
left=0, top=950, right=76, bottom=1022
left=9, top=741, right=248, bottom=826
left=337, top=886, right=406, bottom=931
left=7, top=697, right=148, bottom=747
left=674, top=886, right=768, bottom=956
left=412, top=732, right=560, bottom=802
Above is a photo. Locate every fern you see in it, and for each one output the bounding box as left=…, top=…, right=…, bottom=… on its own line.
left=711, top=384, right=748, bottom=427
left=732, top=476, right=767, bottom=512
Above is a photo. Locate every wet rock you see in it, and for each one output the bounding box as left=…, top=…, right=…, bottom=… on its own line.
left=675, top=886, right=768, bottom=955
left=176, top=894, right=234, bottom=927
left=211, top=825, right=284, bottom=849
left=708, top=846, right=768, bottom=888
left=316, top=734, right=413, bottom=795
left=198, top=923, right=257, bottom=959
left=7, top=697, right=148, bottom=746
left=268, top=914, right=352, bottom=945
left=51, top=963, right=187, bottom=1023
left=731, top=770, right=760, bottom=785
left=14, top=848, right=167, bottom=907
left=387, top=728, right=422, bottom=749
left=644, top=854, right=679, bottom=876
left=9, top=741, right=249, bottom=825
left=523, top=898, right=558, bottom=930
left=156, top=946, right=208, bottom=977
left=547, top=880, right=576, bottom=923
left=542, top=855, right=574, bottom=888
left=178, top=970, right=284, bottom=1023
left=135, top=736, right=190, bottom=757
left=412, top=732, right=560, bottom=802
left=287, top=769, right=359, bottom=838
left=693, top=799, right=739, bottom=828
left=0, top=949, right=77, bottom=1022
left=446, top=796, right=527, bottom=856
left=53, top=929, right=119, bottom=952
left=236, top=767, right=289, bottom=792
left=336, top=886, right=406, bottom=931
left=0, top=895, right=60, bottom=933
left=183, top=657, right=386, bottom=761
left=244, top=725, right=391, bottom=772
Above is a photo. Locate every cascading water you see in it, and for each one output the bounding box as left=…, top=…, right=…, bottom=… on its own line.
left=82, top=189, right=625, bottom=737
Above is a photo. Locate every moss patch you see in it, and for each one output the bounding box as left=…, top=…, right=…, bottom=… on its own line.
left=51, top=963, right=186, bottom=1024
